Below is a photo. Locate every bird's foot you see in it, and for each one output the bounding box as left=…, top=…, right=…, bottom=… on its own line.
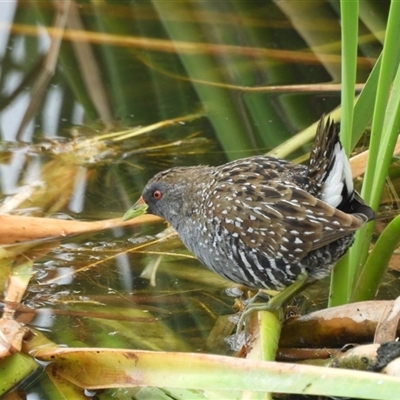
left=229, top=272, right=309, bottom=350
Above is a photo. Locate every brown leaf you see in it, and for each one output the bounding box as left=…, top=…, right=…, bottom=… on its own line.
left=0, top=319, right=29, bottom=358
left=280, top=300, right=397, bottom=348
left=0, top=214, right=163, bottom=245
left=374, top=297, right=400, bottom=344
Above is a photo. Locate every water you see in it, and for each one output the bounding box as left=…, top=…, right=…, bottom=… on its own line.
left=0, top=1, right=390, bottom=399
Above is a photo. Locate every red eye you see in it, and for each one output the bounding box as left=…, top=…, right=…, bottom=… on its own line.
left=152, top=190, right=163, bottom=200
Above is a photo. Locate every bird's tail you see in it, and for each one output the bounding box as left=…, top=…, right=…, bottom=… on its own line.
left=307, top=116, right=374, bottom=222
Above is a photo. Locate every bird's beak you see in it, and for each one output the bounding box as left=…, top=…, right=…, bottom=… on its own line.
left=122, top=196, right=148, bottom=221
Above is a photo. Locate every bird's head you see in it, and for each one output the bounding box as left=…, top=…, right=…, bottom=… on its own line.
left=123, top=166, right=211, bottom=228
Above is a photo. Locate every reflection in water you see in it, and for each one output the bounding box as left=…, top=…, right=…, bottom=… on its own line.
left=0, top=1, right=389, bottom=398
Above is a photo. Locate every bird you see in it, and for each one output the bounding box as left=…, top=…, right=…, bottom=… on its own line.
left=123, top=117, right=374, bottom=299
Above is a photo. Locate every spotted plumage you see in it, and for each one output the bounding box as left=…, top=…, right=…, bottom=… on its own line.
left=125, top=117, right=374, bottom=290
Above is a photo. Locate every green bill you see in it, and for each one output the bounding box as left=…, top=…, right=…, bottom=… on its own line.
left=122, top=202, right=148, bottom=221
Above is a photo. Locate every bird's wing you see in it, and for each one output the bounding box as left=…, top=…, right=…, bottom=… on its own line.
left=208, top=179, right=365, bottom=261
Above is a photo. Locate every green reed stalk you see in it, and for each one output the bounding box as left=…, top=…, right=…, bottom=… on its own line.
left=330, top=0, right=400, bottom=306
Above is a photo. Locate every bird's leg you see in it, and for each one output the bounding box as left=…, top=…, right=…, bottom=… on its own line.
left=237, top=271, right=309, bottom=332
